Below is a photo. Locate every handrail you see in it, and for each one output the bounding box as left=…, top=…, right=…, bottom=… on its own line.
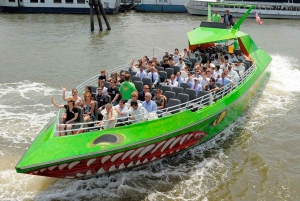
left=54, top=54, right=256, bottom=136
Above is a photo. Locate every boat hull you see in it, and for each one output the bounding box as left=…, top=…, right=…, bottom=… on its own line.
left=135, top=4, right=187, bottom=13
left=0, top=6, right=119, bottom=14
left=16, top=59, right=271, bottom=179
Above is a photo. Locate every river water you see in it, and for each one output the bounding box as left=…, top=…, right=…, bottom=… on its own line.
left=0, top=11, right=299, bottom=201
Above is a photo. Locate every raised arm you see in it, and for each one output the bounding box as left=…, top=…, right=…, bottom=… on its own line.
left=62, top=86, right=67, bottom=101
left=51, top=98, right=65, bottom=109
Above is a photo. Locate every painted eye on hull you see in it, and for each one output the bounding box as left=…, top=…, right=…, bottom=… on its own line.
left=92, top=134, right=123, bottom=146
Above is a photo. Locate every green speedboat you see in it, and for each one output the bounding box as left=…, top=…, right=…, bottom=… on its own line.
left=15, top=6, right=272, bottom=179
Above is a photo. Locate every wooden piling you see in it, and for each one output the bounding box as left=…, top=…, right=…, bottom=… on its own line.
left=93, top=0, right=103, bottom=31
left=89, top=0, right=94, bottom=31
left=97, top=0, right=111, bottom=30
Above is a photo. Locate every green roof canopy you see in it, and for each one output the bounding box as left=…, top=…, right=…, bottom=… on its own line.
left=187, top=27, right=248, bottom=45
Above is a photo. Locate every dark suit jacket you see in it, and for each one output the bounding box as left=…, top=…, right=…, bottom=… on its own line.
left=223, top=13, right=234, bottom=26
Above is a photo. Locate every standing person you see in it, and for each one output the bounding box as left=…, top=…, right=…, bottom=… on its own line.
left=107, top=80, right=121, bottom=106
left=95, top=87, right=110, bottom=120
left=211, top=10, right=221, bottom=22
left=119, top=74, right=137, bottom=102
left=51, top=97, right=78, bottom=136
left=223, top=9, right=234, bottom=26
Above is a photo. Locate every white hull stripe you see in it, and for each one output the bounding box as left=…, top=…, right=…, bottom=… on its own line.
left=109, top=165, right=116, bottom=172
left=69, top=161, right=80, bottom=169
left=101, top=155, right=111, bottom=164
left=97, top=167, right=105, bottom=174
left=138, top=144, right=155, bottom=158
left=161, top=138, right=176, bottom=152
left=170, top=137, right=182, bottom=149
left=122, top=150, right=135, bottom=160
left=87, top=159, right=96, bottom=167
left=58, top=164, right=68, bottom=170
left=180, top=134, right=189, bottom=145
left=111, top=152, right=124, bottom=162
left=130, top=147, right=145, bottom=159
left=119, top=163, right=125, bottom=169
left=48, top=165, right=57, bottom=171
left=151, top=140, right=166, bottom=154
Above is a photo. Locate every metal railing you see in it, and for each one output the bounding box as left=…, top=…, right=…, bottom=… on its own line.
left=54, top=52, right=255, bottom=136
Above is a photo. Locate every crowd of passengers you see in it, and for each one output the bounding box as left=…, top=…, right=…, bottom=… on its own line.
left=51, top=47, right=249, bottom=135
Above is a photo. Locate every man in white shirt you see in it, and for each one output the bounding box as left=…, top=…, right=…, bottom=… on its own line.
left=176, top=57, right=186, bottom=69
left=228, top=53, right=238, bottom=63
left=220, top=60, right=230, bottom=70
left=128, top=101, right=148, bottom=123
left=167, top=74, right=178, bottom=88
left=114, top=99, right=129, bottom=124
left=227, top=65, right=240, bottom=86
left=212, top=65, right=223, bottom=80
left=233, top=61, right=245, bottom=76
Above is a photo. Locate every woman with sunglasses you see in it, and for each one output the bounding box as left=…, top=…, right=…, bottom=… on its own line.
left=83, top=92, right=95, bottom=122
left=51, top=97, right=78, bottom=136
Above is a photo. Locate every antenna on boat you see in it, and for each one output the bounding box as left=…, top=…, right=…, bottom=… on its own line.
left=231, top=5, right=255, bottom=34
left=88, top=0, right=111, bottom=31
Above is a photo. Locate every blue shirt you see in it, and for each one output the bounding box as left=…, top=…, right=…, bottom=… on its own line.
left=217, top=77, right=232, bottom=88
left=142, top=100, right=157, bottom=112
left=147, top=72, right=159, bottom=85
left=136, top=71, right=148, bottom=79
left=175, top=76, right=184, bottom=86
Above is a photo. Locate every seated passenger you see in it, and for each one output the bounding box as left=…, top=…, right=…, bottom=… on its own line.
left=114, top=99, right=129, bottom=124
left=212, top=65, right=223, bottom=80
left=128, top=101, right=148, bottom=123
left=237, top=52, right=246, bottom=61
left=97, top=80, right=108, bottom=95
left=152, top=89, right=165, bottom=110
left=83, top=92, right=95, bottom=122
left=142, top=92, right=157, bottom=113
left=161, top=58, right=170, bottom=70
left=126, top=91, right=142, bottom=108
left=228, top=65, right=240, bottom=85
left=168, top=57, right=176, bottom=66
left=173, top=51, right=180, bottom=63
left=95, top=103, right=118, bottom=129
left=62, top=86, right=83, bottom=108
left=98, top=70, right=108, bottom=82
left=175, top=71, right=184, bottom=86
left=51, top=97, right=78, bottom=136
left=190, top=78, right=203, bottom=94
left=95, top=87, right=110, bottom=120
left=108, top=71, right=121, bottom=84
left=136, top=66, right=148, bottom=79
left=147, top=67, right=159, bottom=88
left=233, top=61, right=245, bottom=76
left=228, top=53, right=238, bottom=63
left=216, top=72, right=234, bottom=89
left=204, top=77, right=220, bottom=92
left=180, top=48, right=188, bottom=59
left=138, top=85, right=154, bottom=101
left=175, top=57, right=186, bottom=69
left=166, top=74, right=178, bottom=88
left=152, top=56, right=160, bottom=66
